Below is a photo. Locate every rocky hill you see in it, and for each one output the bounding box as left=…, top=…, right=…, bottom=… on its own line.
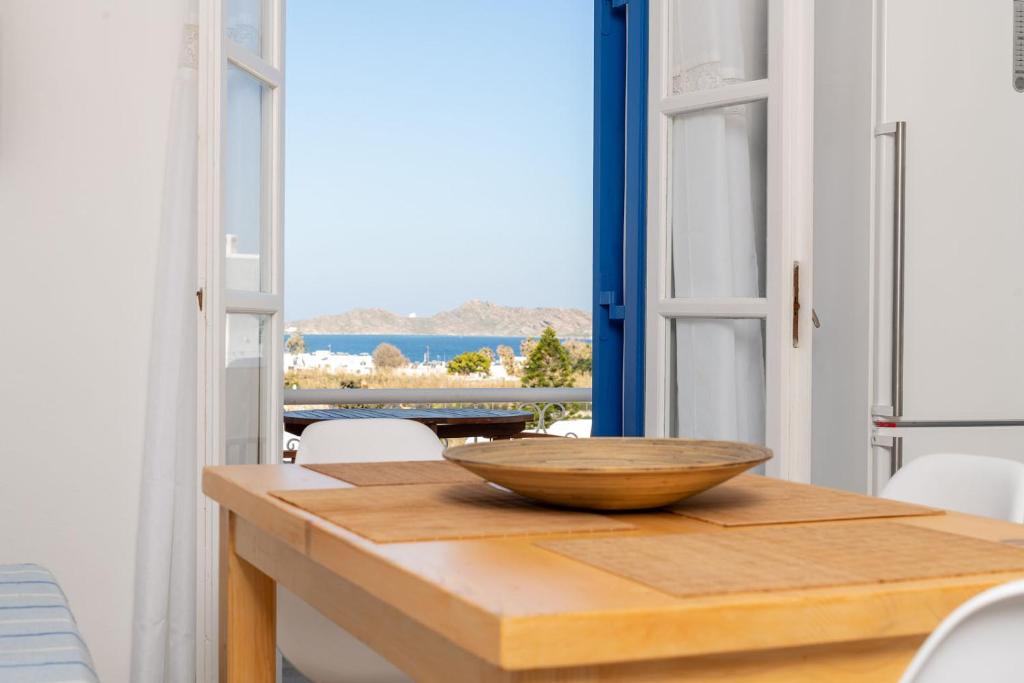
left=288, top=300, right=591, bottom=337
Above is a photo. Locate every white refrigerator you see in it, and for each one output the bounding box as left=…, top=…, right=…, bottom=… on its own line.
left=812, top=0, right=1024, bottom=493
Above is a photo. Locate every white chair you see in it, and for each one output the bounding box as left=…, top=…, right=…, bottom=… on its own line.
left=880, top=453, right=1024, bottom=522
left=294, top=417, right=444, bottom=463
left=280, top=418, right=444, bottom=683
left=544, top=419, right=592, bottom=438
left=900, top=580, right=1024, bottom=682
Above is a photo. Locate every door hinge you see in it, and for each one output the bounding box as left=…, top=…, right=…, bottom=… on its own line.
left=599, top=290, right=626, bottom=321
left=196, top=287, right=204, bottom=312
left=792, top=262, right=801, bottom=348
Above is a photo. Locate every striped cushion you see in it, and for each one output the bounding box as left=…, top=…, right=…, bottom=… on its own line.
left=0, top=564, right=98, bottom=682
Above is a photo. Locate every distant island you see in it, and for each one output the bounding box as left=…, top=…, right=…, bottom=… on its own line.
left=287, top=300, right=592, bottom=337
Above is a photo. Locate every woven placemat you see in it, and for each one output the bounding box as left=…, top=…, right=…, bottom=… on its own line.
left=538, top=521, right=1024, bottom=598
left=671, top=475, right=940, bottom=526
left=304, top=461, right=482, bottom=486
left=271, top=482, right=635, bottom=543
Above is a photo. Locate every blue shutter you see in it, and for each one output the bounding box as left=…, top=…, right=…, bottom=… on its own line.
left=593, top=0, right=648, bottom=436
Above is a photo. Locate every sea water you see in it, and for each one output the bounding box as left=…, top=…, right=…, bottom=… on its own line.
left=289, top=334, right=534, bottom=362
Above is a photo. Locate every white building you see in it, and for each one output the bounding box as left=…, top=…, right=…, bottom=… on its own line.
left=285, top=351, right=374, bottom=375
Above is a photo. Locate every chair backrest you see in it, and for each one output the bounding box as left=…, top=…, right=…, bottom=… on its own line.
left=281, top=418, right=444, bottom=682
left=880, top=453, right=1024, bottom=522
left=296, top=418, right=444, bottom=464
left=900, top=580, right=1024, bottom=683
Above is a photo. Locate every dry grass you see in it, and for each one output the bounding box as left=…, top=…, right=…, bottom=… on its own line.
left=284, top=368, right=361, bottom=390
left=285, top=368, right=520, bottom=390
left=285, top=368, right=591, bottom=391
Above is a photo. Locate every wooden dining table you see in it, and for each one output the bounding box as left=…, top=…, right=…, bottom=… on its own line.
left=204, top=463, right=1024, bottom=682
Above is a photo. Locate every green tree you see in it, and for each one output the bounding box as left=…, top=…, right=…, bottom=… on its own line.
left=521, top=327, right=574, bottom=388
left=447, top=350, right=492, bottom=376
left=477, top=346, right=495, bottom=362
left=372, top=342, right=408, bottom=371
left=285, top=330, right=306, bottom=355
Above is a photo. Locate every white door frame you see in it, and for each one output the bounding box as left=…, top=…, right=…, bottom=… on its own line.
left=644, top=0, right=814, bottom=481
left=196, top=0, right=285, bottom=678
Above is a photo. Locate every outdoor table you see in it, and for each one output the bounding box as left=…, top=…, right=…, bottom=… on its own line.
left=205, top=463, right=1024, bottom=682
left=284, top=407, right=531, bottom=441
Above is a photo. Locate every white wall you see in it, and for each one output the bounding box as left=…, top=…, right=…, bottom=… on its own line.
left=810, top=1, right=874, bottom=493
left=0, top=2, right=181, bottom=680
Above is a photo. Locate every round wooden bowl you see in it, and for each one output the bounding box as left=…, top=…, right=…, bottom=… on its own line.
left=443, top=438, right=772, bottom=510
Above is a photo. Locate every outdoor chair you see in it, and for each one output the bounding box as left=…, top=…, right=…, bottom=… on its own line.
left=542, top=419, right=592, bottom=438
left=280, top=418, right=443, bottom=683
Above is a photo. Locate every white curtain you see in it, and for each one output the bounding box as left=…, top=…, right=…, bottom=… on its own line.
left=670, top=0, right=767, bottom=443
left=131, top=3, right=199, bottom=680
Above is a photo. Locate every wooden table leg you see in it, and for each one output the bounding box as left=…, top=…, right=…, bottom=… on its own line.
left=219, top=508, right=276, bottom=683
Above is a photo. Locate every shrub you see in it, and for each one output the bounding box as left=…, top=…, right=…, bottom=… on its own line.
left=497, top=344, right=518, bottom=376
left=564, top=339, right=592, bottom=374
left=372, top=342, right=409, bottom=371
left=520, top=338, right=537, bottom=358
left=285, top=331, right=306, bottom=355
left=447, top=350, right=492, bottom=376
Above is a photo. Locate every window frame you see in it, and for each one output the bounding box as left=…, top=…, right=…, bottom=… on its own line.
left=644, top=0, right=813, bottom=480
left=196, top=0, right=285, bottom=677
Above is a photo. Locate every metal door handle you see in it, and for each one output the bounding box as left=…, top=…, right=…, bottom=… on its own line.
left=874, top=121, right=907, bottom=474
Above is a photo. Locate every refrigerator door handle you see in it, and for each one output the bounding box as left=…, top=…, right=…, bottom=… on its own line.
left=874, top=417, right=1024, bottom=428
left=875, top=121, right=907, bottom=475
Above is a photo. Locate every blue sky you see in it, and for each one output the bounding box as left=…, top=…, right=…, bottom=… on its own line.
left=285, top=1, right=594, bottom=321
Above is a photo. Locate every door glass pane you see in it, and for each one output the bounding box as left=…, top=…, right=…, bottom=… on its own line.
left=224, top=65, right=267, bottom=291
left=668, top=318, right=765, bottom=444
left=669, top=100, right=767, bottom=298
left=226, top=0, right=263, bottom=55
left=668, top=0, right=768, bottom=96
left=225, top=313, right=268, bottom=465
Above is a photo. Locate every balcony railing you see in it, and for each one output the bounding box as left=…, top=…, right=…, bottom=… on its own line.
left=283, top=387, right=592, bottom=433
